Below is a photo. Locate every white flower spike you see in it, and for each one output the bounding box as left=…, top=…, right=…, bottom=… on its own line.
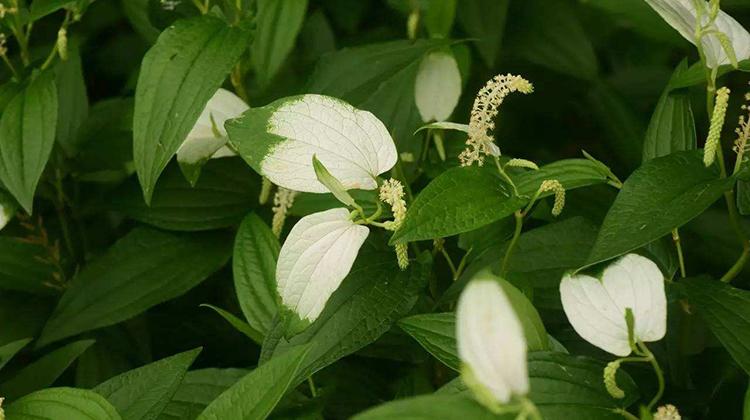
left=226, top=94, right=398, bottom=193
left=276, top=208, right=369, bottom=328
left=560, top=253, right=667, bottom=356
left=177, top=88, right=249, bottom=183
left=414, top=51, right=462, bottom=122
left=456, top=277, right=529, bottom=407
left=644, top=0, right=750, bottom=68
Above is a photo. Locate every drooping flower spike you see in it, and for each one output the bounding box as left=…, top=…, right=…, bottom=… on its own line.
left=559, top=253, right=667, bottom=356
left=456, top=276, right=530, bottom=411
left=459, top=74, right=533, bottom=167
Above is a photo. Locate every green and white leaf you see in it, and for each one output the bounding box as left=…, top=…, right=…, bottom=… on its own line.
left=227, top=94, right=397, bottom=193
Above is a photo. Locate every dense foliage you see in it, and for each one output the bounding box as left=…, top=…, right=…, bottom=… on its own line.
left=1, top=0, right=750, bottom=419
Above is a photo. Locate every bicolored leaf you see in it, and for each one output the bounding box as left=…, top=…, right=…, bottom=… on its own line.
left=227, top=94, right=397, bottom=193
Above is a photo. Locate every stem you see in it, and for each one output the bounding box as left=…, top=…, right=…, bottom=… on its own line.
left=638, top=342, right=665, bottom=411
left=672, top=229, right=686, bottom=278
left=0, top=53, right=18, bottom=79
left=307, top=376, right=318, bottom=398
left=453, top=247, right=472, bottom=281
left=259, top=177, right=272, bottom=204
left=230, top=64, right=249, bottom=103
left=192, top=0, right=209, bottom=14
left=501, top=211, right=523, bottom=275
left=440, top=248, right=458, bottom=279
left=614, top=408, right=640, bottom=420
left=493, top=156, right=519, bottom=197
left=720, top=243, right=750, bottom=282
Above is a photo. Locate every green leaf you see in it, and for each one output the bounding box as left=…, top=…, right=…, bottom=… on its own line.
left=133, top=16, right=250, bottom=204
left=586, top=151, right=735, bottom=266
left=513, top=0, right=598, bottom=81
left=29, top=0, right=76, bottom=21
left=0, top=339, right=95, bottom=400
left=233, top=213, right=279, bottom=336
left=0, top=70, right=58, bottom=213
left=55, top=45, right=89, bottom=156
left=196, top=345, right=310, bottom=420
left=37, top=227, right=231, bottom=348
left=455, top=0, right=509, bottom=67
left=424, top=0, right=457, bottom=38
left=251, top=0, right=309, bottom=87
left=0, top=237, right=56, bottom=294
left=158, top=368, right=247, bottom=420
left=684, top=277, right=750, bottom=375
left=587, top=80, right=644, bottom=170
left=642, top=60, right=696, bottom=162
left=0, top=337, right=31, bottom=372
left=113, top=158, right=258, bottom=231
left=262, top=251, right=432, bottom=383
left=358, top=352, right=638, bottom=419
left=392, top=159, right=607, bottom=243
left=200, top=304, right=263, bottom=343
left=5, top=387, right=121, bottom=420
left=94, top=348, right=201, bottom=420
left=398, top=313, right=461, bottom=370
left=312, top=155, right=356, bottom=207
left=400, top=279, right=547, bottom=371
left=670, top=59, right=750, bottom=90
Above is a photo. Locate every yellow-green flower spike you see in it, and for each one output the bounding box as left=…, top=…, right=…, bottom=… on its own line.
left=380, top=179, right=409, bottom=269
left=539, top=179, right=565, bottom=217
left=603, top=360, right=625, bottom=399
left=506, top=158, right=539, bottom=170
left=704, top=87, right=731, bottom=167
left=271, top=187, right=297, bottom=237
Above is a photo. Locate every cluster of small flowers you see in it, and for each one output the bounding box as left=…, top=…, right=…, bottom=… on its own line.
left=271, top=187, right=297, bottom=237
left=160, top=0, right=181, bottom=11
left=0, top=33, right=6, bottom=56
left=732, top=89, right=750, bottom=162
left=539, top=179, right=565, bottom=216
left=653, top=404, right=681, bottom=420
left=459, top=74, right=533, bottom=167
left=0, top=2, right=17, bottom=18
left=704, top=87, right=731, bottom=167
left=379, top=179, right=409, bottom=269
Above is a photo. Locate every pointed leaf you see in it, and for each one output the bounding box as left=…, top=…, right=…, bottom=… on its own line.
left=0, top=337, right=31, bottom=372
left=158, top=368, right=247, bottom=420
left=252, top=0, right=308, bottom=87
left=5, top=387, right=121, bottom=420
left=94, top=348, right=202, bottom=420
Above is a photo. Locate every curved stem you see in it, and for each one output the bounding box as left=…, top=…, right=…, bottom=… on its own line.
left=638, top=342, right=665, bottom=411
left=672, top=229, right=686, bottom=278
left=501, top=211, right=523, bottom=275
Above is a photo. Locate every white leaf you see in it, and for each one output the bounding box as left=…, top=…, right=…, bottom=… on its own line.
left=415, top=51, right=462, bottom=122
left=644, top=0, right=750, bottom=68
left=456, top=276, right=529, bottom=404
left=227, top=94, right=398, bottom=193
left=0, top=190, right=16, bottom=231
left=177, top=88, right=249, bottom=165
left=559, top=253, right=667, bottom=356
left=276, top=208, right=370, bottom=323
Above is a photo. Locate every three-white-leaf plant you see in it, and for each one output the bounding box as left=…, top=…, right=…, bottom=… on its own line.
left=225, top=94, right=400, bottom=333
left=644, top=0, right=750, bottom=68
left=456, top=273, right=540, bottom=419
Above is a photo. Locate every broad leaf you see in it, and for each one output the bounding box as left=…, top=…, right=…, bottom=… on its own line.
left=28, top=0, right=77, bottom=21
left=133, top=16, right=250, bottom=203
left=158, top=368, right=247, bottom=420
left=196, top=345, right=310, bottom=420
left=0, top=237, right=56, bottom=294
left=0, top=70, right=58, bottom=212
left=684, top=277, right=750, bottom=374
left=113, top=158, right=258, bottom=231
left=0, top=339, right=95, bottom=399
left=354, top=394, right=507, bottom=420
left=252, top=0, right=308, bottom=87
left=455, top=0, right=509, bottom=67
left=55, top=45, right=89, bottom=156
left=392, top=160, right=607, bottom=243
left=0, top=337, right=31, bottom=371
left=424, top=0, right=457, bottom=38
left=5, top=387, right=121, bottom=420
left=262, top=251, right=432, bottom=384
left=37, top=228, right=231, bottom=347
left=94, top=348, right=201, bottom=420
left=226, top=94, right=397, bottom=193
left=587, top=151, right=735, bottom=266
left=233, top=213, right=279, bottom=336
left=642, top=60, right=696, bottom=162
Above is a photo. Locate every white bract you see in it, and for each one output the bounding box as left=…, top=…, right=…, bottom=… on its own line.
left=0, top=191, right=16, bottom=231
left=177, top=88, right=248, bottom=165
left=415, top=51, right=462, bottom=122
left=560, top=253, right=667, bottom=356
left=276, top=208, right=369, bottom=324
left=644, top=0, right=750, bottom=68
left=226, top=94, right=398, bottom=193
left=456, top=278, right=529, bottom=405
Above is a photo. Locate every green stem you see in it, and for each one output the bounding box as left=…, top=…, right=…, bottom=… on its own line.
left=493, top=156, right=519, bottom=197
left=501, top=211, right=523, bottom=275
left=440, top=248, right=458, bottom=279
left=672, top=229, right=686, bottom=278
left=307, top=376, right=318, bottom=398
left=638, top=342, right=665, bottom=411
left=614, top=408, right=640, bottom=420
left=453, top=247, right=472, bottom=281
left=259, top=177, right=272, bottom=204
